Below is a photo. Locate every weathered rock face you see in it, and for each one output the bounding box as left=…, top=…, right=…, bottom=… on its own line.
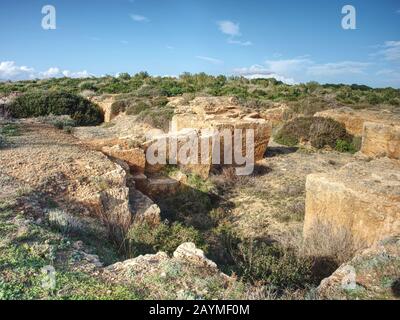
left=260, top=104, right=292, bottom=127
left=317, top=237, right=400, bottom=300
left=361, top=122, right=400, bottom=160
left=304, top=159, right=400, bottom=252
left=315, top=107, right=400, bottom=136
left=0, top=121, right=161, bottom=240
left=173, top=242, right=217, bottom=269
left=89, top=95, right=119, bottom=123
left=102, top=145, right=146, bottom=173
left=140, top=177, right=181, bottom=199
left=143, top=128, right=217, bottom=179
left=169, top=97, right=272, bottom=176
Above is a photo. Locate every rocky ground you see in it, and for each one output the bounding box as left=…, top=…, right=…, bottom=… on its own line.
left=1, top=95, right=399, bottom=300
left=215, top=142, right=355, bottom=243
left=0, top=120, right=247, bottom=299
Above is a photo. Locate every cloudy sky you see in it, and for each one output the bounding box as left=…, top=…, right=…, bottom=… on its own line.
left=0, top=0, right=399, bottom=87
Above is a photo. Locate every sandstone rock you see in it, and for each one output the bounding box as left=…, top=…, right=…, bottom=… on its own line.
left=171, top=96, right=272, bottom=163
left=141, top=177, right=180, bottom=199
left=317, top=237, right=400, bottom=300
left=129, top=188, right=161, bottom=225
left=261, top=104, right=292, bottom=127
left=144, top=97, right=273, bottom=178
left=173, top=242, right=217, bottom=269
left=102, top=145, right=146, bottom=173
left=304, top=158, right=400, bottom=251
left=143, top=128, right=216, bottom=178
left=89, top=95, right=119, bottom=123
left=106, top=252, right=170, bottom=278
left=315, top=107, right=400, bottom=136
left=361, top=122, right=400, bottom=160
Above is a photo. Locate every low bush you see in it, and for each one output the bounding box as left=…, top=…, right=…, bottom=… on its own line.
left=8, top=91, right=103, bottom=126
left=335, top=139, right=358, bottom=154
left=136, top=106, right=174, bottom=131
left=0, top=134, right=6, bottom=148
left=126, top=101, right=149, bottom=115
left=0, top=123, right=20, bottom=136
left=127, top=221, right=206, bottom=257
left=274, top=117, right=315, bottom=146
left=234, top=241, right=314, bottom=289
left=309, top=118, right=350, bottom=149
left=274, top=117, right=351, bottom=149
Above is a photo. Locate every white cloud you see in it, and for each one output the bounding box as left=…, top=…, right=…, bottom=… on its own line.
left=0, top=61, right=35, bottom=80
left=379, top=41, right=400, bottom=62
left=217, top=20, right=240, bottom=36
left=0, top=61, right=93, bottom=80
left=227, top=39, right=253, bottom=46
left=307, top=61, right=371, bottom=76
left=265, top=58, right=312, bottom=74
left=233, top=65, right=297, bottom=84
left=217, top=20, right=253, bottom=46
left=39, top=67, right=61, bottom=78
left=62, top=70, right=92, bottom=78
left=234, top=58, right=372, bottom=85
left=196, top=56, right=223, bottom=64
left=130, top=14, right=149, bottom=22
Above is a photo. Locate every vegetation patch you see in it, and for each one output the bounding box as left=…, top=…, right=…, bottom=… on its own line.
left=127, top=221, right=206, bottom=257
left=274, top=117, right=353, bottom=150
left=7, top=91, right=103, bottom=126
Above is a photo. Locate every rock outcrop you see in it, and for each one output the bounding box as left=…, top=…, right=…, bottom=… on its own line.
left=361, top=122, right=400, bottom=160
left=317, top=237, right=400, bottom=300
left=173, top=242, right=218, bottom=269
left=102, top=145, right=146, bottom=173
left=304, top=158, right=400, bottom=251
left=171, top=97, right=272, bottom=162
left=104, top=242, right=234, bottom=299
left=315, top=107, right=400, bottom=136
left=89, top=95, right=119, bottom=123
left=0, top=121, right=160, bottom=239
left=260, top=104, right=292, bottom=127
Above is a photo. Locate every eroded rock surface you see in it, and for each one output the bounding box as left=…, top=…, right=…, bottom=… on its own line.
left=315, top=107, right=400, bottom=136
left=103, top=243, right=240, bottom=300
left=304, top=158, right=400, bottom=251
left=260, top=104, right=292, bottom=127
left=89, top=95, right=119, bottom=123
left=171, top=97, right=272, bottom=162
left=317, top=237, right=400, bottom=300
left=0, top=121, right=159, bottom=237
left=361, top=122, right=400, bottom=160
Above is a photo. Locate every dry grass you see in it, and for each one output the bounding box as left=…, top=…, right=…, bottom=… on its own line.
left=302, top=220, right=358, bottom=264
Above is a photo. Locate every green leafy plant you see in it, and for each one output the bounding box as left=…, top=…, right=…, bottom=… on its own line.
left=8, top=91, right=103, bottom=126
left=127, top=221, right=205, bottom=257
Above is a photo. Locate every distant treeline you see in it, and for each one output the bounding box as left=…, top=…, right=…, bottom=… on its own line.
left=1, top=73, right=399, bottom=115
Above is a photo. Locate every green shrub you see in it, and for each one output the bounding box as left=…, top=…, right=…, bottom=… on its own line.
left=234, top=241, right=313, bottom=289
left=0, top=124, right=20, bottom=136
left=335, top=136, right=361, bottom=154
left=309, top=118, right=350, bottom=149
left=127, top=221, right=205, bottom=256
left=8, top=91, right=103, bottom=126
left=126, top=101, right=149, bottom=115
left=274, top=117, right=315, bottom=146
left=274, top=117, right=351, bottom=149
left=111, top=100, right=127, bottom=114
left=53, top=118, right=76, bottom=130
left=136, top=106, right=174, bottom=131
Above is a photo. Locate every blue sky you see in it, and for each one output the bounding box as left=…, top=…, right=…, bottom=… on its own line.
left=0, top=0, right=399, bottom=87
